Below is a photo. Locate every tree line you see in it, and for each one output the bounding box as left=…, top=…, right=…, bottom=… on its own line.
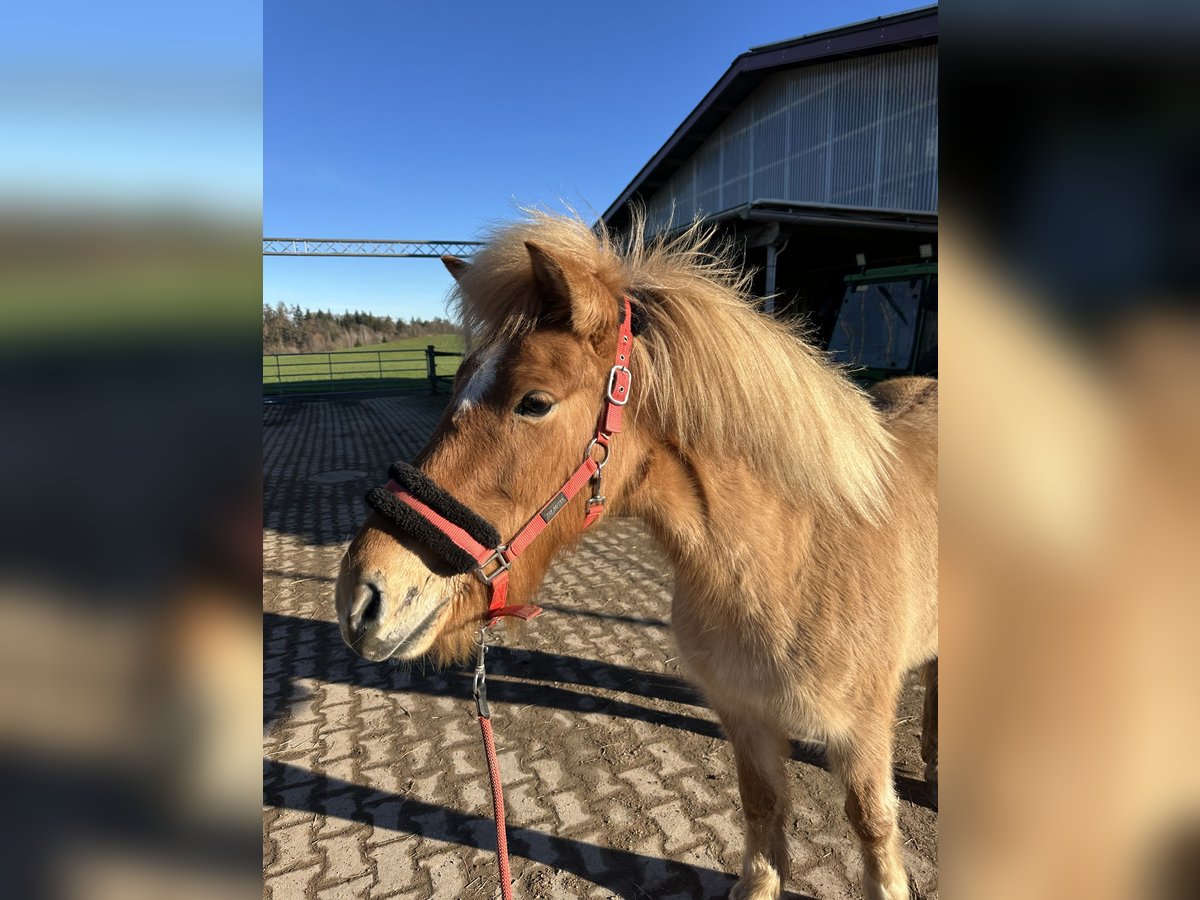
left=263, top=302, right=461, bottom=353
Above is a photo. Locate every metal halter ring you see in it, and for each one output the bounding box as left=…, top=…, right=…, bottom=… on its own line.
left=584, top=437, right=610, bottom=470
left=473, top=625, right=492, bottom=650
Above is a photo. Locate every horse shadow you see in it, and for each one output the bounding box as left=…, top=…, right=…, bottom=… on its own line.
left=263, top=611, right=935, bottom=811
left=265, top=758, right=817, bottom=900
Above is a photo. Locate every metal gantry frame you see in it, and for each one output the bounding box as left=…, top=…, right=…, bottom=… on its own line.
left=263, top=238, right=483, bottom=258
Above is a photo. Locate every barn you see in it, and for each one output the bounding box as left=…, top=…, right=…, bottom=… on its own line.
left=603, top=5, right=938, bottom=380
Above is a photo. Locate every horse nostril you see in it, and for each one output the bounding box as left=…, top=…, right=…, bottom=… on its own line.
left=361, top=582, right=383, bottom=625
left=348, top=581, right=385, bottom=642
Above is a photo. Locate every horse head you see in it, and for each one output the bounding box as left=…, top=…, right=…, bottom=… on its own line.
left=335, top=236, right=643, bottom=665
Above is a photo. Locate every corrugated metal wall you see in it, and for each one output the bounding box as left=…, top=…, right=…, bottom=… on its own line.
left=643, top=45, right=938, bottom=233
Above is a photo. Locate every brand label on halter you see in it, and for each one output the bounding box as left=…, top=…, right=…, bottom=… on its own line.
left=540, top=492, right=568, bottom=522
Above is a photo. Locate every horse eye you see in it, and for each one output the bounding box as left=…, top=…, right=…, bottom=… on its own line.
left=515, top=392, right=555, bottom=418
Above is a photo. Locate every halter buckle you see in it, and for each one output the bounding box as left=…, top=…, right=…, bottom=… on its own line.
left=606, top=365, right=632, bottom=406
left=475, top=545, right=510, bottom=585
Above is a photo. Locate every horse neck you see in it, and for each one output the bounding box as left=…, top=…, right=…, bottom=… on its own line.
left=620, top=439, right=821, bottom=600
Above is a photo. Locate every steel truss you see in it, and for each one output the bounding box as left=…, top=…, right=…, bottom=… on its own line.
left=263, top=238, right=482, bottom=258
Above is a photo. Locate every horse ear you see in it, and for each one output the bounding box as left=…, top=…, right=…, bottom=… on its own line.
left=441, top=255, right=469, bottom=282
left=525, top=241, right=572, bottom=308
left=525, top=240, right=602, bottom=332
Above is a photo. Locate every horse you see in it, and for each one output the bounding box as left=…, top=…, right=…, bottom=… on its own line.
left=334, top=212, right=938, bottom=900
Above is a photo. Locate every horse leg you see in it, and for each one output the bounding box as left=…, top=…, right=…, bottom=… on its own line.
left=828, top=701, right=910, bottom=900
left=719, top=709, right=790, bottom=900
left=920, top=659, right=938, bottom=807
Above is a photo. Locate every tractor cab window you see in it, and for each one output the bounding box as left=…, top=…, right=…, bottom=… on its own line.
left=829, top=277, right=925, bottom=372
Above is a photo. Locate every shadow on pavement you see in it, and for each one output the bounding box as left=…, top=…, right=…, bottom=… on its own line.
left=264, top=611, right=936, bottom=811
left=264, top=758, right=817, bottom=900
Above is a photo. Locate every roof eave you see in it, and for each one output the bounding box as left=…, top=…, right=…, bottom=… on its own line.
left=601, top=6, right=938, bottom=227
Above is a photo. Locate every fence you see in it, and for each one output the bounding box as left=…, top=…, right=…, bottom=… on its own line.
left=263, top=345, right=463, bottom=397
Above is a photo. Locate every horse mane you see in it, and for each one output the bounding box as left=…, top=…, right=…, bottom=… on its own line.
left=450, top=210, right=895, bottom=523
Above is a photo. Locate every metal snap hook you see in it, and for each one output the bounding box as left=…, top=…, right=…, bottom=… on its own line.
left=473, top=626, right=491, bottom=718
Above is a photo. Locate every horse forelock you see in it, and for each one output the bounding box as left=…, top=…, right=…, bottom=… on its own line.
left=451, top=210, right=896, bottom=523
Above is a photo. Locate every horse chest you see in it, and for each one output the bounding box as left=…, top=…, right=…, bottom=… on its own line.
left=671, top=596, right=796, bottom=711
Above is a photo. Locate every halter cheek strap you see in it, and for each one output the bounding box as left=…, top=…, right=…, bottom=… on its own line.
left=367, top=296, right=638, bottom=624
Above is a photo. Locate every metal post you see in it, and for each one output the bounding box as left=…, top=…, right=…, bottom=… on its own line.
left=426, top=345, right=438, bottom=394
left=327, top=353, right=334, bottom=390
left=377, top=351, right=383, bottom=381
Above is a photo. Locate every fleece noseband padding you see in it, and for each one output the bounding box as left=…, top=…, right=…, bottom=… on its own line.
left=365, top=462, right=502, bottom=574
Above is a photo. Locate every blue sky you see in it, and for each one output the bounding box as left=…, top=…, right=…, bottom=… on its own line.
left=266, top=1, right=925, bottom=320
left=2, top=3, right=260, bottom=215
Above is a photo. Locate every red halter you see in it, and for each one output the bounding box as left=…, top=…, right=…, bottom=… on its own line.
left=381, top=296, right=636, bottom=625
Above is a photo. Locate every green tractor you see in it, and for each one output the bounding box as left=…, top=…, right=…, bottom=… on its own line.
left=827, top=262, right=938, bottom=385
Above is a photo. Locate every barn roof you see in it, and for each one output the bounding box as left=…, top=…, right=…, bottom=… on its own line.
left=602, top=6, right=939, bottom=230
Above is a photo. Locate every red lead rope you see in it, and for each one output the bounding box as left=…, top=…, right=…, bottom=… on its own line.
left=387, top=298, right=637, bottom=898
left=478, top=716, right=512, bottom=898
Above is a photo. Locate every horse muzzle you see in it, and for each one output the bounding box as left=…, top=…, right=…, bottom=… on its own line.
left=335, top=558, right=457, bottom=661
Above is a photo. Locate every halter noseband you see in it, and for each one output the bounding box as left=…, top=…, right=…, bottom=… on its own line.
left=365, top=296, right=639, bottom=625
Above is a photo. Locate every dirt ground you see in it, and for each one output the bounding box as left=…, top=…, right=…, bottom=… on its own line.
left=263, top=394, right=938, bottom=899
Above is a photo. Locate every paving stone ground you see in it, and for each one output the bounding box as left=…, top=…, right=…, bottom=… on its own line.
left=263, top=394, right=938, bottom=900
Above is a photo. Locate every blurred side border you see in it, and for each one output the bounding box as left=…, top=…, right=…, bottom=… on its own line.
left=0, top=4, right=263, bottom=899
left=941, top=3, right=1200, bottom=899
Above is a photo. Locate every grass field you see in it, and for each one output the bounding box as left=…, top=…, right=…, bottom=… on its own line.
left=263, top=334, right=465, bottom=395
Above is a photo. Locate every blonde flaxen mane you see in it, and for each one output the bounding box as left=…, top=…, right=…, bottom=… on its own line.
left=450, top=211, right=895, bottom=523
